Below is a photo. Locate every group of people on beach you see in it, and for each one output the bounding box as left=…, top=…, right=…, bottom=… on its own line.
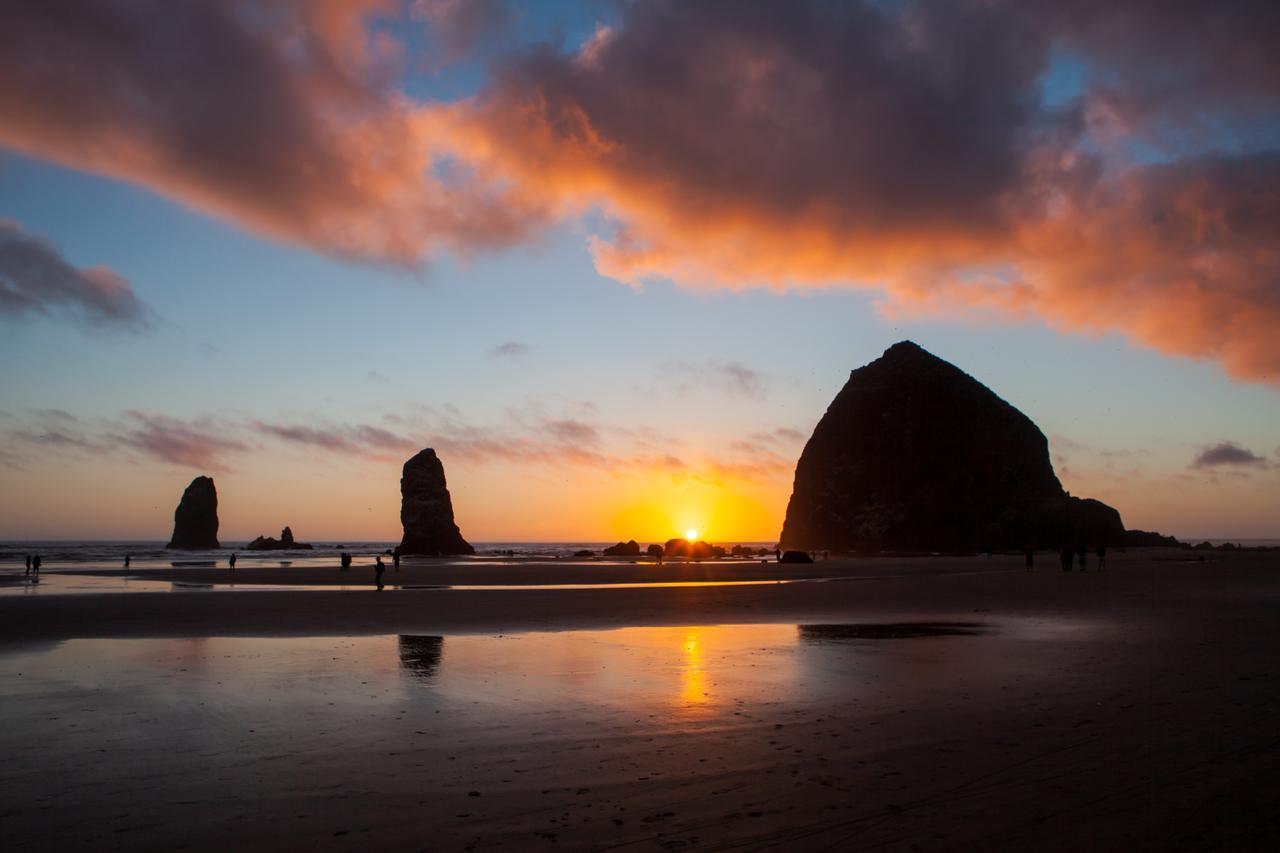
left=334, top=549, right=400, bottom=590
left=1023, top=545, right=1107, bottom=571
left=23, top=554, right=42, bottom=576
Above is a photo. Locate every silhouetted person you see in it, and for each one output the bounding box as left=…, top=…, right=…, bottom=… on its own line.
left=1060, top=546, right=1073, bottom=572
left=375, top=556, right=386, bottom=591
left=1024, top=547, right=1034, bottom=571
left=31, top=554, right=41, bottom=575
left=1096, top=544, right=1107, bottom=571
left=124, top=554, right=131, bottom=568
left=340, top=551, right=352, bottom=571
left=392, top=548, right=401, bottom=573
left=229, top=552, right=237, bottom=570
left=774, top=548, right=781, bottom=563
left=25, top=555, right=32, bottom=576
left=1078, top=547, right=1088, bottom=571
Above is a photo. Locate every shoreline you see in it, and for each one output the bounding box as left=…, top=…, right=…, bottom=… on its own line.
left=0, top=549, right=1271, bottom=647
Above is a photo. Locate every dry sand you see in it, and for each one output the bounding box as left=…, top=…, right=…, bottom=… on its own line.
left=1, top=549, right=1278, bottom=850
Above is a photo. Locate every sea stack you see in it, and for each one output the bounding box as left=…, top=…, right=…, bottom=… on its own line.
left=398, top=449, right=474, bottom=555
left=779, top=342, right=1124, bottom=552
left=166, top=475, right=220, bottom=549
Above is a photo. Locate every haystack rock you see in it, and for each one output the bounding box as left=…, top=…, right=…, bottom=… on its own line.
left=779, top=341, right=1125, bottom=552
left=166, top=475, right=220, bottom=549
left=398, top=449, right=474, bottom=555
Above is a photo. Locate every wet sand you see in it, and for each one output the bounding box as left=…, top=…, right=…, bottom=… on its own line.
left=2, top=549, right=1278, bottom=850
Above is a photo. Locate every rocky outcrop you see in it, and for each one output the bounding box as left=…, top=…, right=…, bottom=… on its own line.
left=1124, top=529, right=1181, bottom=548
left=603, top=540, right=641, bottom=557
left=779, top=341, right=1126, bottom=552
left=398, top=449, right=474, bottom=556
left=246, top=526, right=313, bottom=550
left=166, top=476, right=220, bottom=549
left=663, top=538, right=725, bottom=559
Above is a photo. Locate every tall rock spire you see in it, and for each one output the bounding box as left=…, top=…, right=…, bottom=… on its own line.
left=398, top=449, right=474, bottom=556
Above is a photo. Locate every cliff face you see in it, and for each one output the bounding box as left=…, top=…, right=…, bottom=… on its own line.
left=398, top=449, right=474, bottom=556
left=779, top=342, right=1124, bottom=552
left=166, top=476, right=220, bottom=549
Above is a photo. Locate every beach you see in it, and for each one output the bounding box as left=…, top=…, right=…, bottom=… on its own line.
left=1, top=549, right=1278, bottom=850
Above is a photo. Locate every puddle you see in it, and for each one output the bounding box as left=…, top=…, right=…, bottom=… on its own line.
left=800, top=622, right=991, bottom=642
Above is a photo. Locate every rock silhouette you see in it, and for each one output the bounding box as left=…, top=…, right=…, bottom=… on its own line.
left=663, top=538, right=725, bottom=559
left=603, top=540, right=641, bottom=557
left=165, top=476, right=220, bottom=549
left=246, top=526, right=313, bottom=550
left=398, top=449, right=474, bottom=556
left=779, top=341, right=1126, bottom=552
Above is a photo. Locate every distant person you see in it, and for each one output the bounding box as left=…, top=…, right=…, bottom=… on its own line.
left=1024, top=547, right=1034, bottom=571
left=229, top=552, right=237, bottom=570
left=124, top=554, right=131, bottom=568
left=774, top=548, right=781, bottom=563
left=375, top=556, right=386, bottom=591
left=340, top=551, right=352, bottom=571
left=392, top=548, right=401, bottom=573
left=1078, top=547, right=1088, bottom=571
left=25, top=555, right=32, bottom=576
left=1096, top=544, right=1107, bottom=571
left=31, top=554, right=41, bottom=575
left=1060, top=545, right=1073, bottom=572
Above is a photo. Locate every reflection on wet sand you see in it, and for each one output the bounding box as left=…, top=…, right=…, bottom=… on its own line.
left=679, top=629, right=708, bottom=706
left=397, top=635, right=444, bottom=681
left=5, top=616, right=1217, bottom=852
left=799, top=622, right=991, bottom=642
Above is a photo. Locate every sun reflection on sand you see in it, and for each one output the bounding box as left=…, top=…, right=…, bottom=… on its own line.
left=679, top=629, right=708, bottom=706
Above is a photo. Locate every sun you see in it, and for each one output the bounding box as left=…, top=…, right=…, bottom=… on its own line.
left=685, top=528, right=699, bottom=541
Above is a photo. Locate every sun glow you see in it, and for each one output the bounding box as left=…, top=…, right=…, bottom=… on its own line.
left=685, top=528, right=699, bottom=541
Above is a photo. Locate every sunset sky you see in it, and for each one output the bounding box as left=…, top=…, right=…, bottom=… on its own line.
left=2, top=0, right=1278, bottom=542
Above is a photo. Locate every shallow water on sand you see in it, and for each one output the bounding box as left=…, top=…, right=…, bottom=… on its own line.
left=0, top=620, right=1101, bottom=850
left=0, top=573, right=806, bottom=596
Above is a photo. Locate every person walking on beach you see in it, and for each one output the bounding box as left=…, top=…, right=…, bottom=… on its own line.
left=1078, top=547, right=1088, bottom=571
left=229, top=552, right=237, bottom=571
left=25, top=555, right=32, bottom=576
left=1096, top=544, right=1107, bottom=571
left=392, top=547, right=401, bottom=573
left=1060, top=545, right=1073, bottom=572
left=124, top=554, right=131, bottom=568
left=31, top=554, right=41, bottom=575
left=774, top=547, right=781, bottom=563
left=340, top=551, right=352, bottom=571
left=375, top=556, right=386, bottom=591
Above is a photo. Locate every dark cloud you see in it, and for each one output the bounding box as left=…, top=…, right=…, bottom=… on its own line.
left=413, top=0, right=512, bottom=63
left=542, top=418, right=600, bottom=445
left=252, top=421, right=417, bottom=458
left=113, top=412, right=251, bottom=471
left=1192, top=442, right=1270, bottom=469
left=488, top=341, right=533, bottom=360
left=0, top=219, right=148, bottom=329
left=5, top=1, right=1280, bottom=380
left=666, top=360, right=767, bottom=398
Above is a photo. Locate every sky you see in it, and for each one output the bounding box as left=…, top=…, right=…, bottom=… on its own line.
left=1, top=0, right=1278, bottom=543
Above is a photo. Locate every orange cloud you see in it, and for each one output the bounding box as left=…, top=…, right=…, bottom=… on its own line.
left=0, top=0, right=545, bottom=264
left=4, top=0, right=1279, bottom=381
